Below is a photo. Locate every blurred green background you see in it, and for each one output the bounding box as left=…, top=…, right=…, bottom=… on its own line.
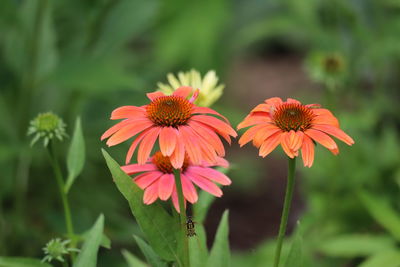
left=1, top=0, right=400, bottom=266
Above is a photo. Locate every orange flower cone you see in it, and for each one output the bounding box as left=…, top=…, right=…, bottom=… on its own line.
left=238, top=97, right=354, bottom=167
left=101, top=87, right=237, bottom=168
left=121, top=151, right=231, bottom=212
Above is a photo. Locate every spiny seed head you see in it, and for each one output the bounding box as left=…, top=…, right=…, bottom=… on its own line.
left=28, top=112, right=67, bottom=147
left=152, top=151, right=189, bottom=173
left=41, top=238, right=79, bottom=263
left=273, top=103, right=315, bottom=132
left=147, top=96, right=193, bottom=127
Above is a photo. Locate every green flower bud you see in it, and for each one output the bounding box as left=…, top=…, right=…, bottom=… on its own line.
left=28, top=112, right=67, bottom=147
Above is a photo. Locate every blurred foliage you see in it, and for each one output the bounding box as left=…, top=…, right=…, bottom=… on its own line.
left=1, top=0, right=400, bottom=266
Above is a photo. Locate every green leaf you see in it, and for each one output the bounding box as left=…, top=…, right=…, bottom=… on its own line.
left=189, top=223, right=208, bottom=267
left=73, top=214, right=105, bottom=267
left=0, top=257, right=51, bottom=267
left=65, top=117, right=85, bottom=193
left=318, top=234, right=396, bottom=257
left=359, top=191, right=400, bottom=241
left=206, top=210, right=230, bottom=267
left=359, top=250, right=400, bottom=267
left=122, top=250, right=148, bottom=267
left=284, top=229, right=303, bottom=267
left=102, top=149, right=179, bottom=262
left=133, top=235, right=167, bottom=267
left=194, top=190, right=216, bottom=223
left=78, top=231, right=111, bottom=249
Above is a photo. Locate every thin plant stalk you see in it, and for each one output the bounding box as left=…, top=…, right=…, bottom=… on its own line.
left=173, top=169, right=190, bottom=267
left=47, top=142, right=76, bottom=261
left=273, top=157, right=296, bottom=267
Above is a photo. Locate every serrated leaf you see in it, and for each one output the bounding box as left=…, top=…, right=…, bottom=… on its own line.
left=102, top=149, right=179, bottom=262
left=359, top=191, right=400, bottom=241
left=73, top=214, right=104, bottom=267
left=206, top=210, right=230, bottom=267
left=284, top=229, right=303, bottom=267
left=134, top=235, right=167, bottom=267
left=189, top=223, right=208, bottom=267
left=318, top=234, right=396, bottom=257
left=65, top=117, right=85, bottom=193
left=122, top=250, right=148, bottom=267
left=0, top=257, right=51, bottom=267
left=359, top=250, right=400, bottom=267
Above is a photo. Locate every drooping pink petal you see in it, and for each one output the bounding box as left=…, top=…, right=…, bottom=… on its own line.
left=238, top=124, right=268, bottom=147
left=125, top=129, right=151, bottom=164
left=121, top=164, right=157, bottom=175
left=101, top=119, right=137, bottom=140
left=188, top=121, right=225, bottom=156
left=259, top=131, right=282, bottom=157
left=305, top=129, right=338, bottom=150
left=173, top=86, right=192, bottom=98
left=311, top=124, right=354, bottom=145
left=171, top=187, right=186, bottom=213
left=189, top=89, right=199, bottom=103
left=106, top=120, right=153, bottom=146
left=158, top=174, right=174, bottom=201
left=147, top=91, right=165, bottom=101
left=179, top=126, right=203, bottom=164
left=280, top=132, right=296, bottom=158
left=159, top=127, right=178, bottom=156
left=301, top=134, right=314, bottom=167
left=170, top=135, right=185, bottom=169
left=134, top=171, right=163, bottom=189
left=143, top=182, right=159, bottom=204
left=186, top=172, right=223, bottom=197
left=137, top=127, right=161, bottom=164
left=181, top=173, right=198, bottom=203
left=191, top=115, right=237, bottom=137
left=187, top=166, right=231, bottom=185
left=110, top=106, right=146, bottom=120
left=252, top=125, right=281, bottom=147
left=237, top=115, right=271, bottom=129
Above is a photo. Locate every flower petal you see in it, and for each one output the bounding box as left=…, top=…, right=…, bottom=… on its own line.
left=159, top=127, right=178, bottom=156
left=187, top=166, right=231, bottom=185
left=158, top=174, right=174, bottom=201
left=191, top=106, right=229, bottom=122
left=312, top=124, right=354, bottom=145
left=238, top=124, right=268, bottom=147
left=253, top=125, right=281, bottom=147
left=170, top=134, right=185, bottom=169
left=143, top=182, right=159, bottom=204
left=264, top=97, right=283, bottom=106
left=181, top=173, right=198, bottom=203
left=187, top=172, right=223, bottom=197
left=173, top=86, right=193, bottom=98
left=125, top=129, right=150, bottom=164
left=281, top=132, right=296, bottom=158
left=110, top=106, right=146, bottom=120
left=171, top=187, right=186, bottom=213
left=188, top=121, right=225, bottom=156
left=305, top=129, right=338, bottom=150
left=301, top=134, right=314, bottom=167
left=106, top=120, right=153, bottom=146
left=134, top=171, right=163, bottom=189
left=191, top=115, right=237, bottom=137
left=147, top=91, right=165, bottom=101
left=237, top=114, right=271, bottom=129
left=121, top=164, right=157, bottom=175
left=259, top=131, right=282, bottom=157
left=137, top=127, right=161, bottom=164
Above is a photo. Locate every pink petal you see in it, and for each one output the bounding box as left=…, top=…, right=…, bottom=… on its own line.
left=134, top=171, right=163, bottom=189
left=158, top=174, right=174, bottom=201
left=111, top=106, right=146, bottom=120
left=170, top=137, right=185, bottom=169
left=137, top=127, right=161, bottom=164
left=147, top=91, right=165, bottom=101
left=238, top=124, right=268, bottom=147
left=143, top=182, right=159, bottom=204
left=280, top=132, right=296, bottom=158
left=187, top=166, right=231, bottom=185
left=252, top=125, right=281, bottom=147
left=171, top=187, right=186, bottom=213
left=121, top=164, right=157, bottom=175
left=191, top=115, right=237, bottom=137
left=125, top=129, right=150, bottom=164
left=189, top=89, right=199, bottom=103
left=173, top=86, right=193, bottom=98
left=179, top=126, right=203, bottom=164
left=305, top=129, right=338, bottom=150
left=237, top=114, right=271, bottom=129
left=187, top=172, right=222, bottom=197
left=101, top=119, right=136, bottom=141
left=159, top=127, right=178, bottom=156
left=191, top=106, right=229, bottom=122
left=301, top=134, right=315, bottom=167
left=286, top=98, right=301, bottom=104
left=188, top=121, right=225, bottom=156
left=181, top=173, right=198, bottom=203
left=106, top=119, right=153, bottom=146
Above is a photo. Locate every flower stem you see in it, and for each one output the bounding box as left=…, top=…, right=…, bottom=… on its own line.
left=173, top=169, right=190, bottom=267
left=47, top=142, right=76, bottom=261
left=274, top=157, right=296, bottom=267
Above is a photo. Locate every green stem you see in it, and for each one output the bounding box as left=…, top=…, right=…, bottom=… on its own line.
left=47, top=142, right=76, bottom=261
left=274, top=157, right=296, bottom=267
left=173, top=169, right=190, bottom=267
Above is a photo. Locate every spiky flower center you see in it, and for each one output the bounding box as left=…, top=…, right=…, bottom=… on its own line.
left=35, top=113, right=61, bottom=132
left=147, top=96, right=193, bottom=127
left=152, top=151, right=189, bottom=174
left=273, top=103, right=315, bottom=132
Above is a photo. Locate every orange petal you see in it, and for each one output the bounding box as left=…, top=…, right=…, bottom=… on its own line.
left=305, top=129, right=338, bottom=150
left=101, top=119, right=135, bottom=140
left=147, top=91, right=165, bottom=101
left=137, top=127, right=161, bottom=164
left=191, top=115, right=237, bottom=137
left=259, top=131, right=282, bottom=157
left=281, top=132, right=296, bottom=158
left=250, top=103, right=270, bottom=113
left=179, top=126, right=202, bottom=164
left=312, top=109, right=339, bottom=127
left=125, top=130, right=149, bottom=164
left=286, top=98, right=301, bottom=104
left=253, top=125, right=281, bottom=147
left=301, top=134, right=314, bottom=167
left=181, top=173, right=198, bottom=203
left=191, top=106, right=229, bottom=122
left=237, top=114, right=271, bottom=129
left=143, top=182, right=159, bottom=204
left=110, top=106, right=146, bottom=120
left=106, top=120, right=153, bottom=146
left=158, top=174, right=174, bottom=201
left=188, top=121, right=225, bottom=156
left=173, top=86, right=193, bottom=98
left=311, top=124, right=354, bottom=145
left=170, top=135, right=185, bottom=169
left=264, top=97, right=283, bottom=106
left=159, top=127, right=178, bottom=156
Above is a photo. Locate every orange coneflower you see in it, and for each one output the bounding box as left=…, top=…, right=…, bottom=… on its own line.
left=101, top=86, right=237, bottom=168
left=237, top=97, right=354, bottom=167
left=121, top=151, right=231, bottom=212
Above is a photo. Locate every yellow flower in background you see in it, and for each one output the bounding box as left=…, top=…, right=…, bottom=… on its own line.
left=157, top=69, right=225, bottom=107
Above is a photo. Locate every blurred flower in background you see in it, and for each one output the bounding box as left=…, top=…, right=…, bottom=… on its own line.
left=157, top=69, right=225, bottom=107
left=27, top=112, right=67, bottom=147
left=42, top=238, right=78, bottom=263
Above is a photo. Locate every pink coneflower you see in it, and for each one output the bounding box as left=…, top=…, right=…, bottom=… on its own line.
left=237, top=97, right=354, bottom=167
left=121, top=151, right=232, bottom=212
left=101, top=87, right=237, bottom=168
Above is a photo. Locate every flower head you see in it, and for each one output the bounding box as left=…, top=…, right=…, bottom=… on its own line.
left=101, top=87, right=237, bottom=168
left=237, top=97, right=354, bottom=167
left=42, top=238, right=79, bottom=263
left=157, top=69, right=225, bottom=107
left=28, top=112, right=67, bottom=147
left=122, top=151, right=232, bottom=212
